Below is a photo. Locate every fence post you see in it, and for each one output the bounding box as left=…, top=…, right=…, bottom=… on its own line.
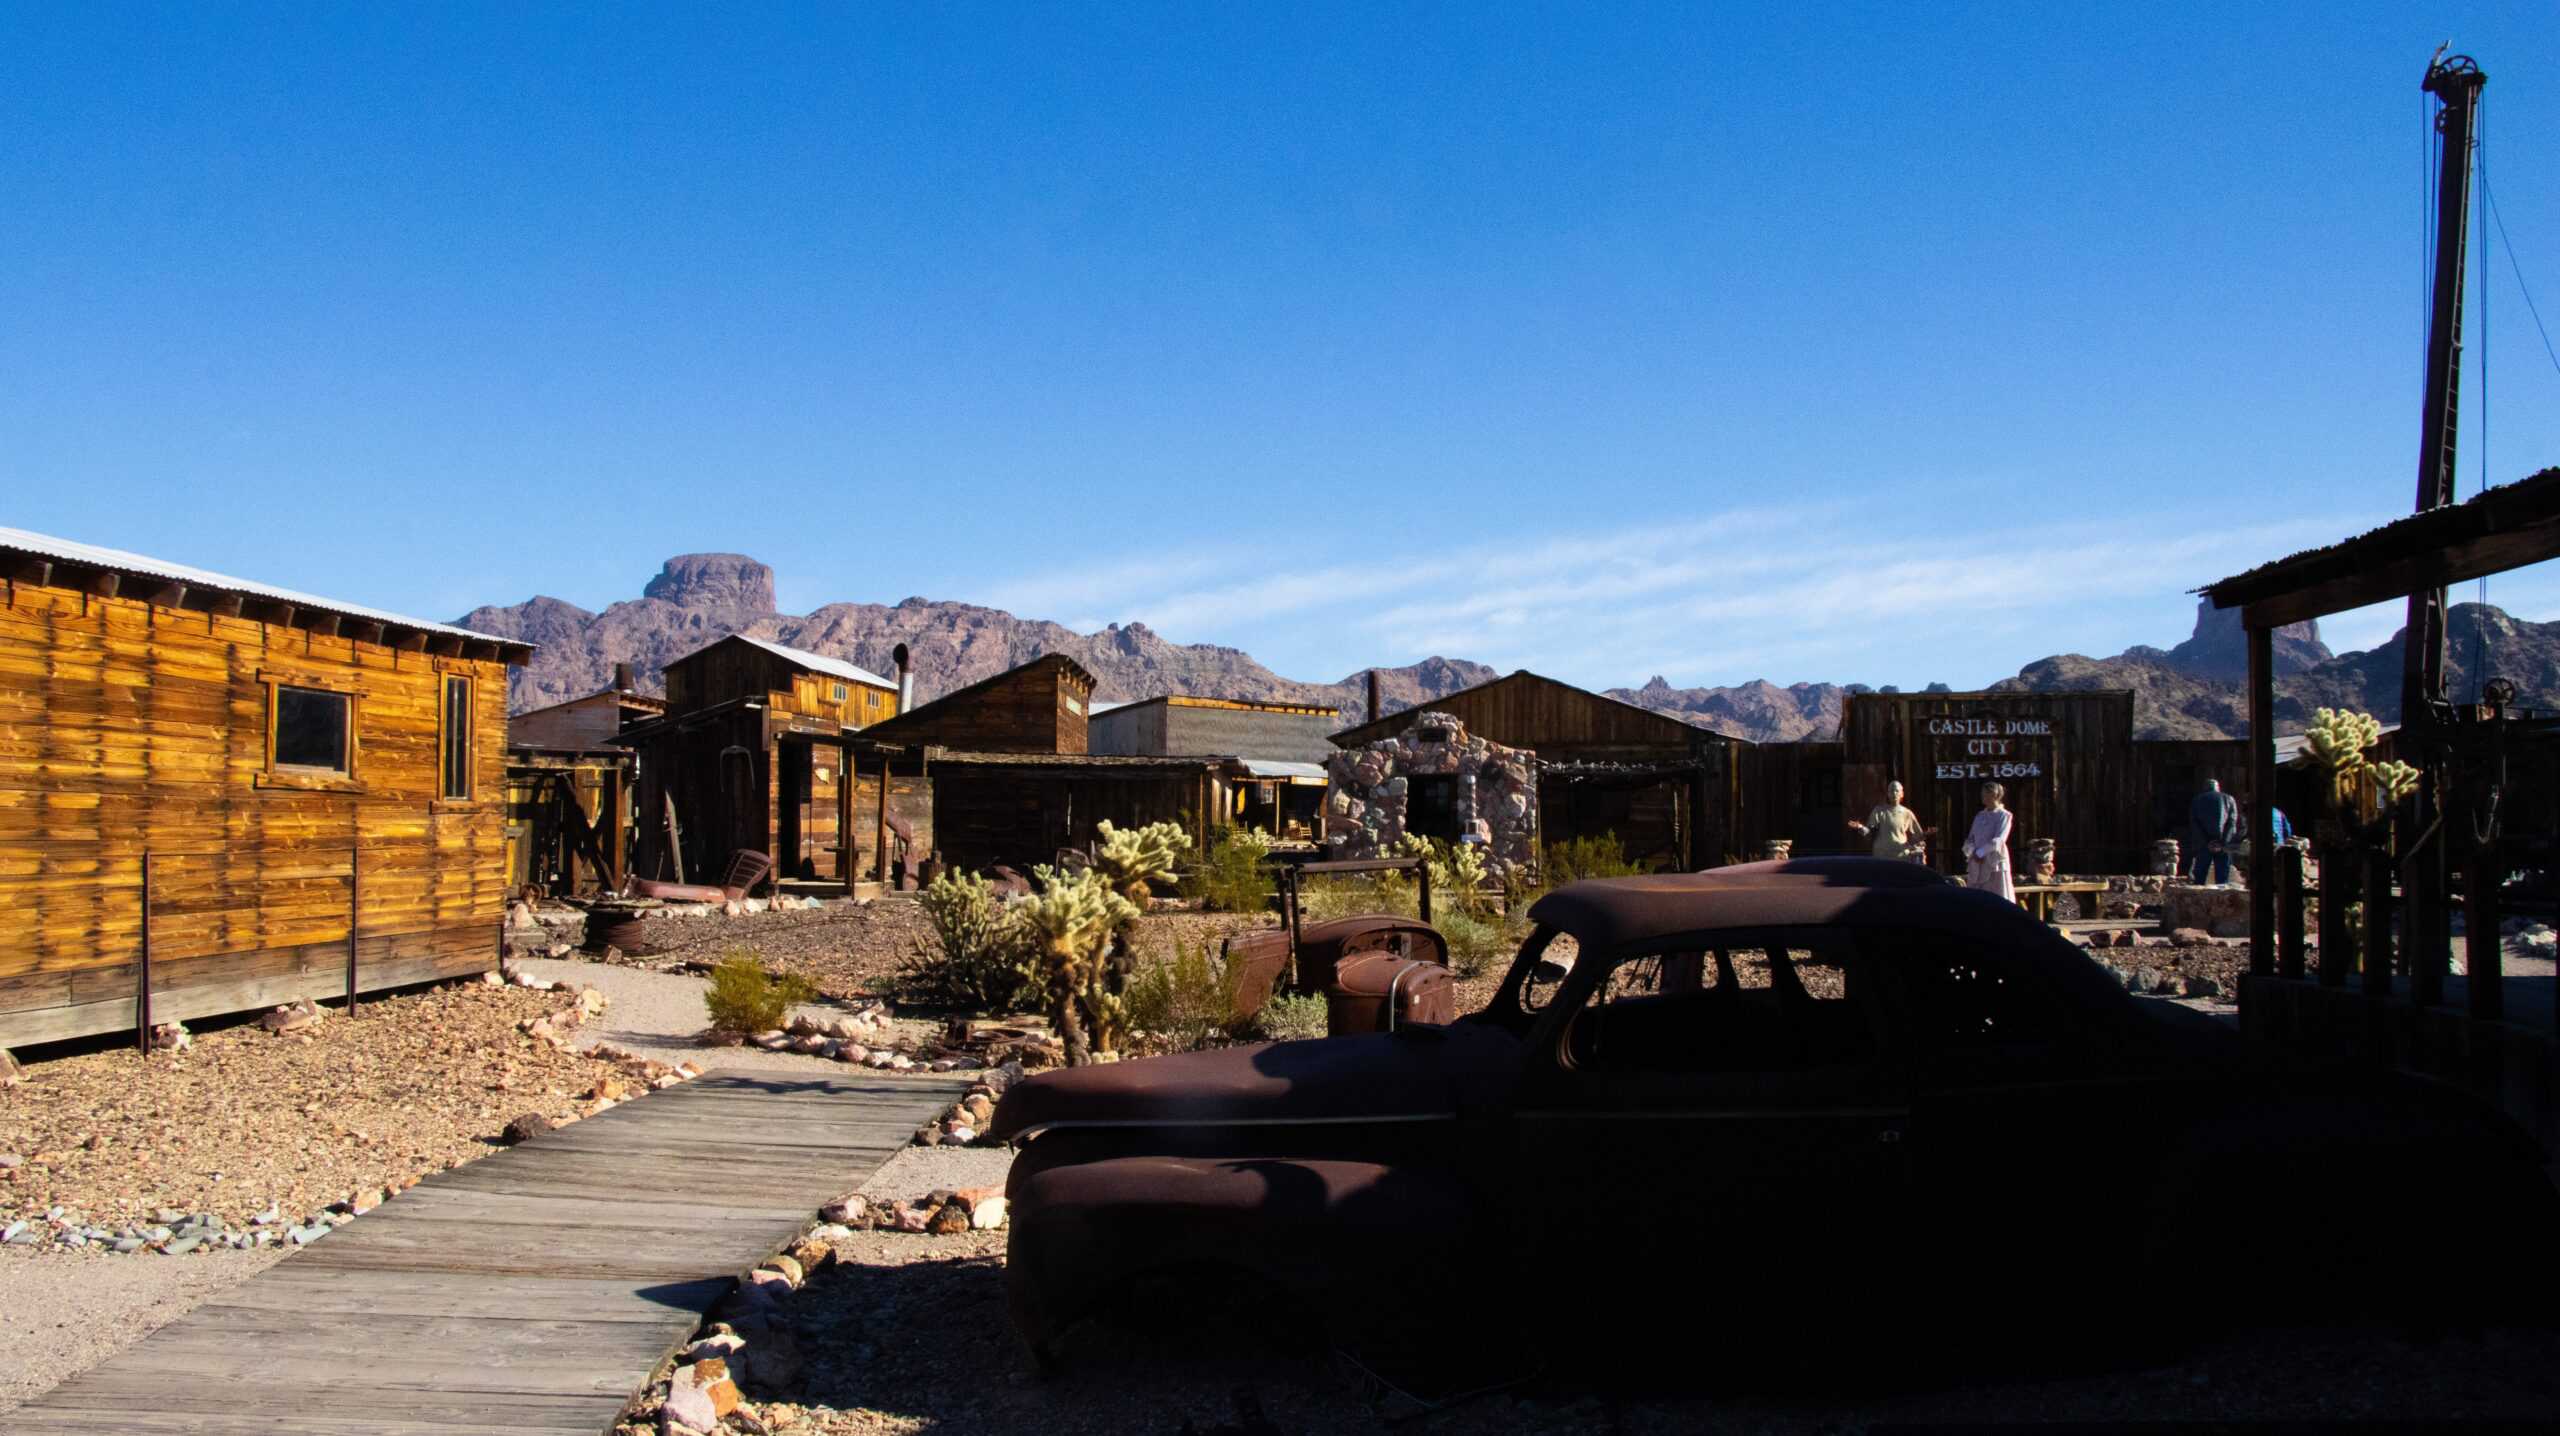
left=2275, top=844, right=2306, bottom=980
left=137, top=851, right=155, bottom=1054
left=345, top=845, right=361, bottom=1014
left=2316, top=846, right=2349, bottom=986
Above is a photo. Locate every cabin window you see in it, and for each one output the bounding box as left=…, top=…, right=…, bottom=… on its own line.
left=273, top=686, right=351, bottom=775
left=831, top=682, right=850, bottom=703
left=440, top=675, right=473, bottom=799
left=866, top=691, right=882, bottom=710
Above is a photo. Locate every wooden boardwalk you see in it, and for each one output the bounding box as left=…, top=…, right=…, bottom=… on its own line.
left=19, top=1071, right=970, bottom=1435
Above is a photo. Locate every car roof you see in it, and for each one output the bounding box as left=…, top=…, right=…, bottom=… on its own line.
left=1526, top=860, right=2127, bottom=1006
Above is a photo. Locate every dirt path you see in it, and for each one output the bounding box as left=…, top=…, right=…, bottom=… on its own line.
left=0, top=1245, right=288, bottom=1411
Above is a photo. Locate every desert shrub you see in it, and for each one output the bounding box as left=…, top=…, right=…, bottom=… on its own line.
left=1125, top=941, right=1250, bottom=1050
left=1253, top=990, right=1331, bottom=1043
left=1436, top=909, right=1512, bottom=979
left=1183, top=826, right=1278, bottom=913
left=1015, top=865, right=1142, bottom=1065
left=703, top=952, right=817, bottom=1038
left=896, top=871, right=1030, bottom=1012
left=1544, top=832, right=1646, bottom=886
left=1297, top=871, right=1418, bottom=923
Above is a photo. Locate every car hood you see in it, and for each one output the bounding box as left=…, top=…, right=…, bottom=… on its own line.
left=988, top=1023, right=1524, bottom=1140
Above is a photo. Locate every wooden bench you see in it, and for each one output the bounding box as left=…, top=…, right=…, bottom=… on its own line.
left=2013, top=881, right=2112, bottom=924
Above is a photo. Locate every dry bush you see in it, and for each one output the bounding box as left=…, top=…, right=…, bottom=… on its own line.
left=704, top=951, right=817, bottom=1038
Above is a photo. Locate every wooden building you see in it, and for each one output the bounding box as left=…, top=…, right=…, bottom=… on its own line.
left=852, top=655, right=1221, bottom=874
left=1328, top=670, right=1743, bottom=869
left=1090, top=694, right=1336, bottom=839
left=616, top=634, right=904, bottom=888
left=0, top=526, right=532, bottom=1048
left=502, top=666, right=659, bottom=897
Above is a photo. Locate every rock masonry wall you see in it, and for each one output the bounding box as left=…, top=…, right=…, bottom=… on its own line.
left=1321, top=711, right=1539, bottom=871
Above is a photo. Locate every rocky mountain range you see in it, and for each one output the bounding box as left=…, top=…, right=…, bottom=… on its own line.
left=460, top=554, right=1496, bottom=722
left=461, top=555, right=2560, bottom=742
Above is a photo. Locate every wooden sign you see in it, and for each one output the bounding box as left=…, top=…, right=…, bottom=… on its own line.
left=1927, top=713, right=2054, bottom=784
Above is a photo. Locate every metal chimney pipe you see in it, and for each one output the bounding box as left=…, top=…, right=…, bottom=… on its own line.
left=1366, top=669, right=1381, bottom=725
left=612, top=661, right=637, bottom=693
left=893, top=643, right=914, bottom=712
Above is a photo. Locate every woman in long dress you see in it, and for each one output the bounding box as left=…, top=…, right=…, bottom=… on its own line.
left=1963, top=782, right=2014, bottom=902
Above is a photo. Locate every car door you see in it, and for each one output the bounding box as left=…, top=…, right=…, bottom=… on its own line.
left=1503, top=935, right=1914, bottom=1310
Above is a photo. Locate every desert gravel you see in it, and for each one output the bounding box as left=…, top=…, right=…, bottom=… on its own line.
left=0, top=1243, right=285, bottom=1411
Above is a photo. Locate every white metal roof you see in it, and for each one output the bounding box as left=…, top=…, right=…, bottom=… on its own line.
left=1237, top=758, right=1329, bottom=780
left=0, top=524, right=526, bottom=647
left=723, top=633, right=895, bottom=690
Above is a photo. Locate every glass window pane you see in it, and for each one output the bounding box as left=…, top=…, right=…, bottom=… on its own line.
left=275, top=687, right=349, bottom=772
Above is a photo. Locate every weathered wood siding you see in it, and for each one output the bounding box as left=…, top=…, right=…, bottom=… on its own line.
left=0, top=579, right=511, bottom=1045
left=1330, top=670, right=1708, bottom=762
left=1840, top=691, right=2146, bottom=875
left=928, top=768, right=1206, bottom=875
left=862, top=655, right=1092, bottom=755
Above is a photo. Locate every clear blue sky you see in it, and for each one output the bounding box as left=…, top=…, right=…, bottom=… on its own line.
left=6, top=3, right=2559, bottom=689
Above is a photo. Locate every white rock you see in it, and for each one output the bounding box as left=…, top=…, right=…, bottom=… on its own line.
left=969, top=1196, right=1009, bottom=1230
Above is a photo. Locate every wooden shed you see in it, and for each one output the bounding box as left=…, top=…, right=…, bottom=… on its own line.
left=618, top=635, right=904, bottom=888
left=851, top=655, right=1219, bottom=874
left=1089, top=694, right=1337, bottom=838
left=1328, top=670, right=1742, bottom=870
left=0, top=526, right=531, bottom=1048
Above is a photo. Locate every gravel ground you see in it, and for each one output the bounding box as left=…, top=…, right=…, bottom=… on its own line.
left=0, top=979, right=621, bottom=1232
left=517, top=957, right=949, bottom=1073
left=579, top=897, right=935, bottom=998
left=0, top=1243, right=286, bottom=1411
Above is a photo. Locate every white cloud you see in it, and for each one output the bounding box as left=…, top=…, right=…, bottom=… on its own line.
left=974, top=501, right=2379, bottom=688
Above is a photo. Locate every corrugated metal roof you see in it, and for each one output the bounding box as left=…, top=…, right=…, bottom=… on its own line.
left=1237, top=758, right=1328, bottom=779
left=724, top=633, right=895, bottom=689
left=1089, top=699, right=1131, bottom=714
left=0, top=523, right=527, bottom=648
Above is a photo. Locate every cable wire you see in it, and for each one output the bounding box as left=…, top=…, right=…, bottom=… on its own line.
left=2483, top=178, right=2560, bottom=384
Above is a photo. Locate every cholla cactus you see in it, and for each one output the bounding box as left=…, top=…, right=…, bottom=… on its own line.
left=1094, top=820, right=1192, bottom=903
left=1396, top=833, right=1491, bottom=916
left=2294, top=707, right=2419, bottom=825
left=1013, top=866, right=1141, bottom=1065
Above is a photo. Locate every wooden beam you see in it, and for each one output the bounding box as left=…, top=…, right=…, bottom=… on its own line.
left=429, top=635, right=465, bottom=658
left=207, top=593, right=245, bottom=618
left=301, top=612, right=342, bottom=638
left=260, top=600, right=298, bottom=628
left=2239, top=514, right=2560, bottom=629
left=391, top=628, right=431, bottom=652
left=88, top=570, right=121, bottom=599
left=148, top=581, right=187, bottom=609
left=346, top=619, right=386, bottom=646
left=2247, top=624, right=2275, bottom=976
left=465, top=639, right=502, bottom=663
left=11, top=557, right=51, bottom=587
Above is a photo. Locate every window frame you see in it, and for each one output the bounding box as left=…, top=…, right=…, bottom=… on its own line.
left=258, top=672, right=362, bottom=792
left=437, top=672, right=475, bottom=803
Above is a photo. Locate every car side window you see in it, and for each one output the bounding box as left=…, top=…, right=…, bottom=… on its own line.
left=1557, top=938, right=1875, bottom=1078
left=1891, top=941, right=2076, bottom=1084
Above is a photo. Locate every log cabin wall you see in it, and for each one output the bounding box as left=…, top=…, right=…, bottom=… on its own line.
left=0, top=576, right=517, bottom=1047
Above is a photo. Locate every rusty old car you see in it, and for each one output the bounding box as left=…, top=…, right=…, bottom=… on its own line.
left=989, top=858, right=2560, bottom=1377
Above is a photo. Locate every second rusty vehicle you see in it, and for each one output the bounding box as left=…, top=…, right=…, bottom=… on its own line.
left=990, top=857, right=2560, bottom=1382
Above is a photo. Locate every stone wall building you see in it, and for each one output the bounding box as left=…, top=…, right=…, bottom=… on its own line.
left=1323, top=711, right=1539, bottom=870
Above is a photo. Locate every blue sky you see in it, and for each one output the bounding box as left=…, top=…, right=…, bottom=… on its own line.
left=6, top=3, right=2559, bottom=689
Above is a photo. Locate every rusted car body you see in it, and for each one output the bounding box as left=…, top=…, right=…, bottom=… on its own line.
left=1221, top=856, right=1455, bottom=1034
left=990, top=857, right=2560, bottom=1375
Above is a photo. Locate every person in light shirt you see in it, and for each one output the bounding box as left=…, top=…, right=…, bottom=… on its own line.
left=1846, top=780, right=1927, bottom=862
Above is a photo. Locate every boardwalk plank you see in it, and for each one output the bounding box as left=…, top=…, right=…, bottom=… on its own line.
left=14, top=1070, right=969, bottom=1434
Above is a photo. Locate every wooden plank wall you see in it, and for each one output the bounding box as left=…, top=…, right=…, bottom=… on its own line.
left=0, top=580, right=510, bottom=1046
left=1840, top=691, right=2141, bottom=876
left=1330, top=671, right=1711, bottom=761
left=928, top=770, right=1200, bottom=875
left=868, top=656, right=1088, bottom=754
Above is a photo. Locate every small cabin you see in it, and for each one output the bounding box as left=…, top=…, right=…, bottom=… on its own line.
left=853, top=655, right=1222, bottom=874
left=504, top=665, right=662, bottom=896
left=619, top=634, right=905, bottom=887
left=0, top=526, right=533, bottom=1048
left=1090, top=694, right=1337, bottom=839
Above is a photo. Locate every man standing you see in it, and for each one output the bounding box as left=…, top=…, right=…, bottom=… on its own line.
left=2188, top=779, right=2241, bottom=885
left=1847, top=780, right=1927, bottom=863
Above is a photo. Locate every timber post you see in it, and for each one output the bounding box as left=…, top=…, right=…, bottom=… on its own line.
left=2316, top=846, right=2350, bottom=986
left=2246, top=624, right=2276, bottom=976
left=137, top=851, right=154, bottom=1054
left=345, top=846, right=361, bottom=1014
left=874, top=749, right=892, bottom=886
left=2275, top=843, right=2306, bottom=980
